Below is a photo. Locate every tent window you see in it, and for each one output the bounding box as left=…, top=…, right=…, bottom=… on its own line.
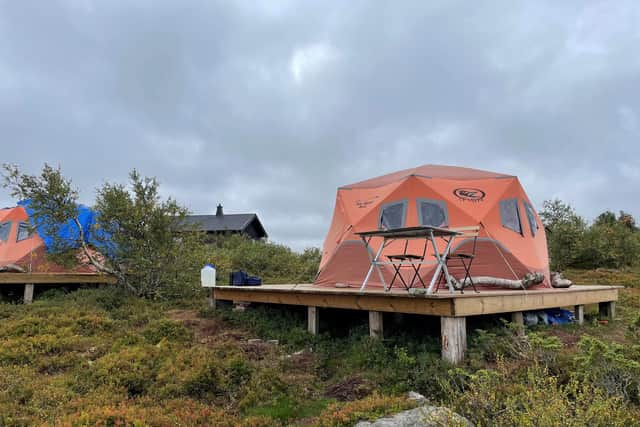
left=523, top=200, right=538, bottom=237
left=378, top=200, right=407, bottom=229
left=16, top=222, right=31, bottom=242
left=417, top=199, right=449, bottom=228
left=0, top=221, right=11, bottom=242
left=499, top=198, right=522, bottom=235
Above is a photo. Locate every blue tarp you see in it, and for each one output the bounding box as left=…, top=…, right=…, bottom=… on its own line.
left=523, top=308, right=575, bottom=326
left=18, top=199, right=111, bottom=254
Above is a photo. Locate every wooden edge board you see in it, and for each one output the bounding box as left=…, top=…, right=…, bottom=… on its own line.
left=212, top=284, right=622, bottom=298
left=213, top=287, right=454, bottom=316
left=0, top=273, right=117, bottom=285
left=214, top=285, right=619, bottom=318
left=451, top=288, right=619, bottom=316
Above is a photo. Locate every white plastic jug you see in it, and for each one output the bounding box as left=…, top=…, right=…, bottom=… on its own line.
left=200, top=264, right=216, bottom=287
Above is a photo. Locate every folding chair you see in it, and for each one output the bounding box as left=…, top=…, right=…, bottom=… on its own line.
left=435, top=225, right=480, bottom=294
left=386, top=239, right=428, bottom=290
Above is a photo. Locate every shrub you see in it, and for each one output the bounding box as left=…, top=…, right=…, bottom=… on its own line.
left=58, top=397, right=243, bottom=427
left=572, top=336, right=640, bottom=403
left=157, top=344, right=252, bottom=401
left=446, top=361, right=640, bottom=426
left=467, top=324, right=562, bottom=366
left=206, top=233, right=321, bottom=284
left=91, top=345, right=164, bottom=396
left=142, top=319, right=193, bottom=345
left=315, top=393, right=413, bottom=427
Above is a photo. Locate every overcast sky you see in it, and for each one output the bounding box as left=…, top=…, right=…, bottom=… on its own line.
left=1, top=1, right=639, bottom=250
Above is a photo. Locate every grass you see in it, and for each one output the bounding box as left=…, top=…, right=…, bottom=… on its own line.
left=0, top=268, right=639, bottom=425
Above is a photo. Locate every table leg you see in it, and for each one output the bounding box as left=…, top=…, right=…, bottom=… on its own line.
left=439, top=235, right=457, bottom=292
left=427, top=233, right=456, bottom=294
left=374, top=244, right=388, bottom=291
left=360, top=238, right=386, bottom=292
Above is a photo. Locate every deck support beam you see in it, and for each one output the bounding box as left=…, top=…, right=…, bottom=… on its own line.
left=599, top=301, right=616, bottom=320
left=511, top=311, right=525, bottom=336
left=441, top=316, right=466, bottom=364
left=574, top=305, right=585, bottom=325
left=208, top=289, right=216, bottom=308
left=23, top=284, right=34, bottom=304
left=308, top=306, right=319, bottom=335
left=369, top=311, right=383, bottom=338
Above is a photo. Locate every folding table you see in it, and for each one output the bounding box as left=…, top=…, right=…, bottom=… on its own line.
left=355, top=226, right=461, bottom=294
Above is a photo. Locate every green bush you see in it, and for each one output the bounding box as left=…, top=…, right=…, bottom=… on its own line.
left=206, top=233, right=321, bottom=285
left=141, top=319, right=193, bottom=345
left=468, top=324, right=561, bottom=367
left=541, top=200, right=640, bottom=271
left=91, top=345, right=164, bottom=396
left=572, top=336, right=640, bottom=403
left=446, top=361, right=640, bottom=426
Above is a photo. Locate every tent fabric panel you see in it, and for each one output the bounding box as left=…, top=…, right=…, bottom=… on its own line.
left=315, top=240, right=394, bottom=287
left=346, top=164, right=514, bottom=189
left=319, top=195, right=352, bottom=271
left=479, top=179, right=549, bottom=283
left=415, top=176, right=517, bottom=223
left=338, top=180, right=405, bottom=227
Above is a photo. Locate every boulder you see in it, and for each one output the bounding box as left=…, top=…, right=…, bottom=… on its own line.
left=355, top=405, right=473, bottom=427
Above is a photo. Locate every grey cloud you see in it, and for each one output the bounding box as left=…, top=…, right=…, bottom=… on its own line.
left=1, top=0, right=639, bottom=250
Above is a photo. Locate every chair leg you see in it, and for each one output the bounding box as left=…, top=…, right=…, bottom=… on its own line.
left=397, top=270, right=410, bottom=290
left=389, top=264, right=402, bottom=290
left=409, top=263, right=426, bottom=289
left=461, top=259, right=479, bottom=293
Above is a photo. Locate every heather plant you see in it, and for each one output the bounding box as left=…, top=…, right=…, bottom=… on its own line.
left=571, top=335, right=640, bottom=403
left=445, top=360, right=640, bottom=426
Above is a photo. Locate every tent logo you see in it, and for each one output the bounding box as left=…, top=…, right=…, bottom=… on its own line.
left=453, top=188, right=485, bottom=202
left=356, top=196, right=379, bottom=208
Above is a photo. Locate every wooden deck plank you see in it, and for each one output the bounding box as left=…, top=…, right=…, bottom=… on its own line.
left=213, top=286, right=455, bottom=315
left=451, top=287, right=619, bottom=316
left=0, top=273, right=117, bottom=285
left=212, top=284, right=620, bottom=317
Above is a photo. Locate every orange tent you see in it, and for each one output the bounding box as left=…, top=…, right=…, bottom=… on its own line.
left=0, top=206, right=93, bottom=273
left=315, top=165, right=550, bottom=290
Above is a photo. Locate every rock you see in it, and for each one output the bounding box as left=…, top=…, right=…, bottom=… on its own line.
left=407, top=391, right=426, bottom=404
left=355, top=405, right=473, bottom=427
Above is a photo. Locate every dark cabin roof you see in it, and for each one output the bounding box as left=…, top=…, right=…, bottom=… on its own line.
left=182, top=213, right=267, bottom=239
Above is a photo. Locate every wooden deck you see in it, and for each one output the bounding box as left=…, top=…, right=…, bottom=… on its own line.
left=213, top=283, right=620, bottom=363
left=0, top=273, right=117, bottom=304
left=0, top=273, right=117, bottom=285
left=213, top=283, right=619, bottom=317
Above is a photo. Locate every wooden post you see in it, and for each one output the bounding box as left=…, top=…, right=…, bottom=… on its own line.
left=208, top=288, right=216, bottom=308
left=23, top=284, right=34, bottom=304
left=599, top=301, right=616, bottom=320
left=307, top=306, right=319, bottom=335
left=574, top=305, right=585, bottom=325
left=441, top=316, right=466, bottom=364
left=369, top=311, right=383, bottom=338
left=511, top=311, right=525, bottom=336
